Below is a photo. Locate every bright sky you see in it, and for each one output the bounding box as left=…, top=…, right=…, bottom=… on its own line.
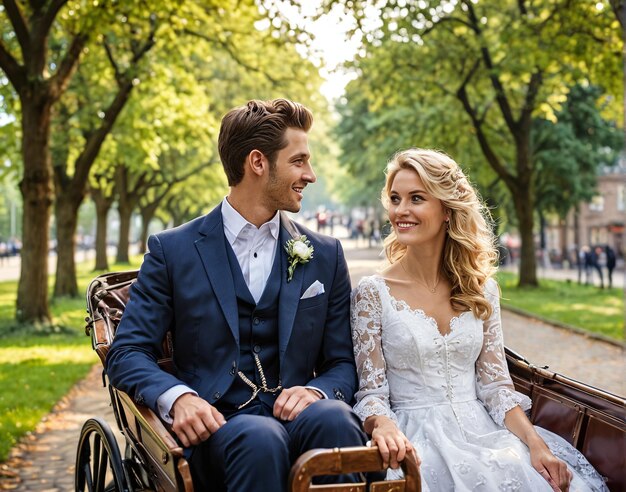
left=265, top=1, right=368, bottom=102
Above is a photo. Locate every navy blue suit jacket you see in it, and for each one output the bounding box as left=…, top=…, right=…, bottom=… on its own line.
left=106, top=204, right=357, bottom=414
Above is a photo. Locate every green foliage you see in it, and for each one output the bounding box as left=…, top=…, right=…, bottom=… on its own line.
left=324, top=0, right=622, bottom=276
left=497, top=271, right=624, bottom=341
left=533, top=84, right=623, bottom=219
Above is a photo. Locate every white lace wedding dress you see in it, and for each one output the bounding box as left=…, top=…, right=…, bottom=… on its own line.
left=351, top=275, right=608, bottom=492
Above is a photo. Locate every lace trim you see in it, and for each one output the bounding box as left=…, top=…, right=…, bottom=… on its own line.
left=489, top=388, right=532, bottom=426
left=354, top=397, right=399, bottom=424
left=374, top=275, right=472, bottom=338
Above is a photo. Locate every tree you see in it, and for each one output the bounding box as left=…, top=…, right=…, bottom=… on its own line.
left=0, top=1, right=104, bottom=323
left=89, top=171, right=116, bottom=271
left=532, top=84, right=622, bottom=259
left=319, top=0, right=622, bottom=285
left=51, top=8, right=158, bottom=297
left=533, top=85, right=622, bottom=227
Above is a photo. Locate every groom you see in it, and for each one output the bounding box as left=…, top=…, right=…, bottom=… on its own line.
left=106, top=98, right=366, bottom=491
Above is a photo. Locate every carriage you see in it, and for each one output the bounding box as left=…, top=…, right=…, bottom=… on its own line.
left=76, top=270, right=625, bottom=491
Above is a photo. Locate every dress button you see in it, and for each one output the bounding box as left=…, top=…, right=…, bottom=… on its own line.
left=253, top=317, right=260, bottom=325
left=213, top=392, right=221, bottom=400
left=253, top=344, right=261, bottom=354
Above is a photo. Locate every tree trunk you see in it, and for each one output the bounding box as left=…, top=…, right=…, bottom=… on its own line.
left=139, top=208, right=155, bottom=254
left=53, top=193, right=81, bottom=297
left=116, top=203, right=133, bottom=263
left=16, top=100, right=53, bottom=324
left=573, top=205, right=581, bottom=248
left=138, top=198, right=164, bottom=254
left=514, top=191, right=538, bottom=286
left=92, top=188, right=114, bottom=271
left=559, top=217, right=568, bottom=266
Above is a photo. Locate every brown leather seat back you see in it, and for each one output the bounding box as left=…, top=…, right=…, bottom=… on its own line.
left=85, top=270, right=175, bottom=373
left=506, top=347, right=625, bottom=491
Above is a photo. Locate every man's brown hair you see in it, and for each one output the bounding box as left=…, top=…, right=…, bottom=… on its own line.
left=218, top=98, right=313, bottom=186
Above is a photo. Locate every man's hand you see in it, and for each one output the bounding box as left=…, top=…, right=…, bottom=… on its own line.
left=170, top=393, right=226, bottom=447
left=273, top=386, right=321, bottom=421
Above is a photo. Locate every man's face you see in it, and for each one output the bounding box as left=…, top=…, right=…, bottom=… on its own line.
left=263, top=128, right=316, bottom=213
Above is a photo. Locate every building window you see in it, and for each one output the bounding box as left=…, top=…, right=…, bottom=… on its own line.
left=618, top=185, right=625, bottom=212
left=588, top=195, right=604, bottom=212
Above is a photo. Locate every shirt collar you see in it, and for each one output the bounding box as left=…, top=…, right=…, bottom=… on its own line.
left=221, top=197, right=280, bottom=245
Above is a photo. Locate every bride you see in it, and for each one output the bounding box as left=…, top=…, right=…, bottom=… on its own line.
left=350, top=148, right=608, bottom=491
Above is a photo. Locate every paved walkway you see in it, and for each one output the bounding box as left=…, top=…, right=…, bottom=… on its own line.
left=0, top=244, right=624, bottom=491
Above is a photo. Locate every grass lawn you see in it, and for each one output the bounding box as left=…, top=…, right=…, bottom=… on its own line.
left=496, top=271, right=624, bottom=341
left=0, top=257, right=142, bottom=462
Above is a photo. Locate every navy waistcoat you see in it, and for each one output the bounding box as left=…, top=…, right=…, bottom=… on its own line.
left=217, top=239, right=282, bottom=416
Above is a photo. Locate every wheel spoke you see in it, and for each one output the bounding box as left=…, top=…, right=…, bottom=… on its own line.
left=92, top=433, right=103, bottom=491
left=75, top=419, right=126, bottom=492
left=97, top=440, right=109, bottom=491
left=84, top=463, right=95, bottom=492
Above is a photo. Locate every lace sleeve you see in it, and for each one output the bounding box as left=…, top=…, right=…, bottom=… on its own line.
left=475, top=278, right=531, bottom=426
left=350, top=278, right=398, bottom=424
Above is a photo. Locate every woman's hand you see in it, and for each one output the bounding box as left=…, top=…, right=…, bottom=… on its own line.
left=366, top=416, right=420, bottom=470
left=529, top=439, right=572, bottom=492
left=503, top=406, right=572, bottom=491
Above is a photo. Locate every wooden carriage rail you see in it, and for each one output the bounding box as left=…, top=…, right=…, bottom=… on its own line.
left=110, top=388, right=193, bottom=492
left=289, top=446, right=421, bottom=492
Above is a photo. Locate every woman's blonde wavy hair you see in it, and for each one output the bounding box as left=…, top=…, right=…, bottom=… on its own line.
left=381, top=148, right=498, bottom=320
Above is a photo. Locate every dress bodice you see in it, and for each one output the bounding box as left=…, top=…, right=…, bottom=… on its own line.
left=351, top=275, right=530, bottom=426
left=380, top=293, right=483, bottom=409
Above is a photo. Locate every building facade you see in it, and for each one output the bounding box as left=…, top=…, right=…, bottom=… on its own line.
left=546, top=160, right=626, bottom=265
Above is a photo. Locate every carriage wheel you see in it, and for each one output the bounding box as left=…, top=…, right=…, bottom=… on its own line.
left=75, top=418, right=129, bottom=492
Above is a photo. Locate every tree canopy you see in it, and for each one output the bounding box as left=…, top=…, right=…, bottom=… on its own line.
left=319, top=0, right=622, bottom=284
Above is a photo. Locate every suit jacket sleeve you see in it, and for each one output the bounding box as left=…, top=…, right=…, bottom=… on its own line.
left=106, top=234, right=187, bottom=410
left=305, top=240, right=358, bottom=403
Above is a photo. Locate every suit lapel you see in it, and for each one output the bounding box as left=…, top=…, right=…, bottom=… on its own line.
left=278, top=213, right=304, bottom=362
left=195, top=204, right=240, bottom=344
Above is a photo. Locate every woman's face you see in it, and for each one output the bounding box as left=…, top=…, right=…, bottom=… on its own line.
left=388, top=168, right=448, bottom=248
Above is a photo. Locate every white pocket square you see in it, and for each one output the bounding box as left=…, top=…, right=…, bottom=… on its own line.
left=300, top=280, right=325, bottom=300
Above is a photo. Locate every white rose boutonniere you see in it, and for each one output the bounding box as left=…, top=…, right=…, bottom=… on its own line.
left=285, top=235, right=314, bottom=282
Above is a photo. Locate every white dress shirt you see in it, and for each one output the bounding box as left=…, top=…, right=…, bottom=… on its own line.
left=221, top=196, right=280, bottom=302
left=156, top=199, right=323, bottom=422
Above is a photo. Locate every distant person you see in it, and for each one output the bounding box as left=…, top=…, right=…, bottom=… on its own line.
left=351, top=148, right=607, bottom=491
left=582, top=246, right=593, bottom=285
left=605, top=245, right=616, bottom=289
left=592, top=246, right=605, bottom=289
left=316, top=209, right=328, bottom=233
left=356, top=219, right=365, bottom=244
left=576, top=246, right=585, bottom=284
left=0, top=241, right=7, bottom=265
